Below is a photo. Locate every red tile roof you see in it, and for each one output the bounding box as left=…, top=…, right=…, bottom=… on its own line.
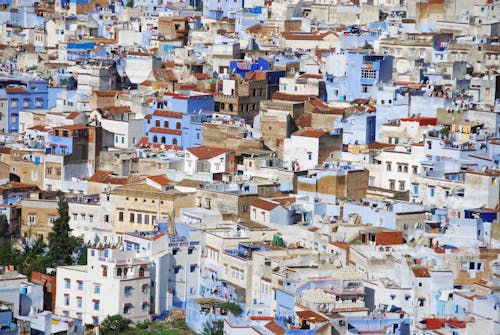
left=300, top=73, right=323, bottom=79
left=187, top=146, right=233, bottom=159
left=273, top=92, right=315, bottom=102
left=147, top=175, right=171, bottom=186
left=264, top=321, right=285, bottom=335
left=94, top=91, right=124, bottom=97
left=0, top=147, right=11, bottom=154
left=281, top=31, right=337, bottom=41
left=296, top=310, right=328, bottom=323
left=28, top=125, right=49, bottom=131
left=251, top=198, right=279, bottom=211
left=296, top=113, right=312, bottom=127
left=293, top=129, right=328, bottom=138
left=5, top=87, right=27, bottom=93
left=108, top=106, right=131, bottom=115
left=136, top=137, right=182, bottom=150
left=412, top=267, right=431, bottom=278
left=66, top=111, right=80, bottom=120
left=400, top=116, right=438, bottom=126
left=153, top=110, right=183, bottom=118
left=88, top=170, right=130, bottom=185
left=148, top=127, right=182, bottom=135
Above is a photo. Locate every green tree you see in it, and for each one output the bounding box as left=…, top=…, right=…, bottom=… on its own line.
left=0, top=240, right=21, bottom=267
left=201, top=320, right=223, bottom=335
left=125, top=0, right=134, bottom=7
left=47, top=198, right=83, bottom=267
left=219, top=301, right=242, bottom=316
left=100, top=315, right=130, bottom=335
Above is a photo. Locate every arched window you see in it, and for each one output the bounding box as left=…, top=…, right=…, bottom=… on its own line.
left=102, top=267, right=107, bottom=277
left=221, top=103, right=225, bottom=110
left=155, top=120, right=160, bottom=127
left=229, top=104, right=233, bottom=112
left=161, top=136, right=166, bottom=144
left=139, top=267, right=145, bottom=277
left=117, top=268, right=122, bottom=276
left=172, top=138, right=178, bottom=146
left=153, top=135, right=158, bottom=143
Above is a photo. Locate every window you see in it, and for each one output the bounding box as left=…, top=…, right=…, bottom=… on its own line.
left=80, top=214, right=86, bottom=222
left=176, top=122, right=181, bottom=129
left=308, top=153, right=312, bottom=160
left=123, top=304, right=131, bottom=314
left=164, top=120, right=169, bottom=128
left=412, top=166, right=418, bottom=174
left=130, top=213, right=135, bottom=223
left=386, top=162, right=392, bottom=171
left=28, top=215, right=36, bottom=224
left=389, top=180, right=395, bottom=190
left=361, top=70, right=376, bottom=79
left=145, top=215, right=149, bottom=225
left=124, top=286, right=132, bottom=296
left=142, top=302, right=148, bottom=311
left=102, top=267, right=107, bottom=277
left=399, top=181, right=405, bottom=191
left=77, top=296, right=82, bottom=308
left=142, top=284, right=148, bottom=294
left=397, top=165, right=403, bottom=173
left=429, top=187, right=435, bottom=198
left=104, top=215, right=109, bottom=223
left=77, top=281, right=83, bottom=291
left=64, top=295, right=70, bottom=306
left=65, top=279, right=71, bottom=289
left=137, top=214, right=142, bottom=224
left=93, top=300, right=100, bottom=311
left=94, top=285, right=100, bottom=294
left=118, top=211, right=124, bottom=222
left=412, top=184, right=419, bottom=195
left=89, top=215, right=94, bottom=222
left=48, top=216, right=56, bottom=225
left=188, top=247, right=194, bottom=255
left=139, top=267, right=145, bottom=277
left=92, top=316, right=99, bottom=325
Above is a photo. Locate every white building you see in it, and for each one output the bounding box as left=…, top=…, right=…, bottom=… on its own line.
left=55, top=247, right=151, bottom=325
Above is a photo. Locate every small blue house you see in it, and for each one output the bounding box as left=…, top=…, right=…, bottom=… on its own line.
left=0, top=77, right=48, bottom=133
left=144, top=92, right=214, bottom=149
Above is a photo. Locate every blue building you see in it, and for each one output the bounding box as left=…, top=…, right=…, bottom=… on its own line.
left=203, top=0, right=243, bottom=19
left=0, top=78, right=48, bottom=133
left=144, top=92, right=214, bottom=149
left=334, top=112, right=376, bottom=145
left=229, top=57, right=270, bottom=78
left=347, top=317, right=410, bottom=335
left=47, top=124, right=88, bottom=159
left=324, top=51, right=393, bottom=102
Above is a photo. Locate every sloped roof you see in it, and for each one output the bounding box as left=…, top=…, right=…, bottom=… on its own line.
left=412, top=267, right=431, bottom=278
left=251, top=198, right=279, bottom=211
left=153, top=110, right=183, bottom=119
left=264, top=321, right=285, bottom=335
left=88, top=170, right=131, bottom=185
left=187, top=146, right=233, bottom=159
left=147, top=175, right=171, bottom=186
left=293, top=129, right=328, bottom=138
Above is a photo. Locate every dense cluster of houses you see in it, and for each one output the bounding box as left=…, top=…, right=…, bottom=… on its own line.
left=0, top=0, right=499, bottom=334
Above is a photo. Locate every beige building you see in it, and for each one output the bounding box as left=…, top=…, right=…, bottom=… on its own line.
left=20, top=196, right=59, bottom=241
left=111, top=176, right=195, bottom=235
